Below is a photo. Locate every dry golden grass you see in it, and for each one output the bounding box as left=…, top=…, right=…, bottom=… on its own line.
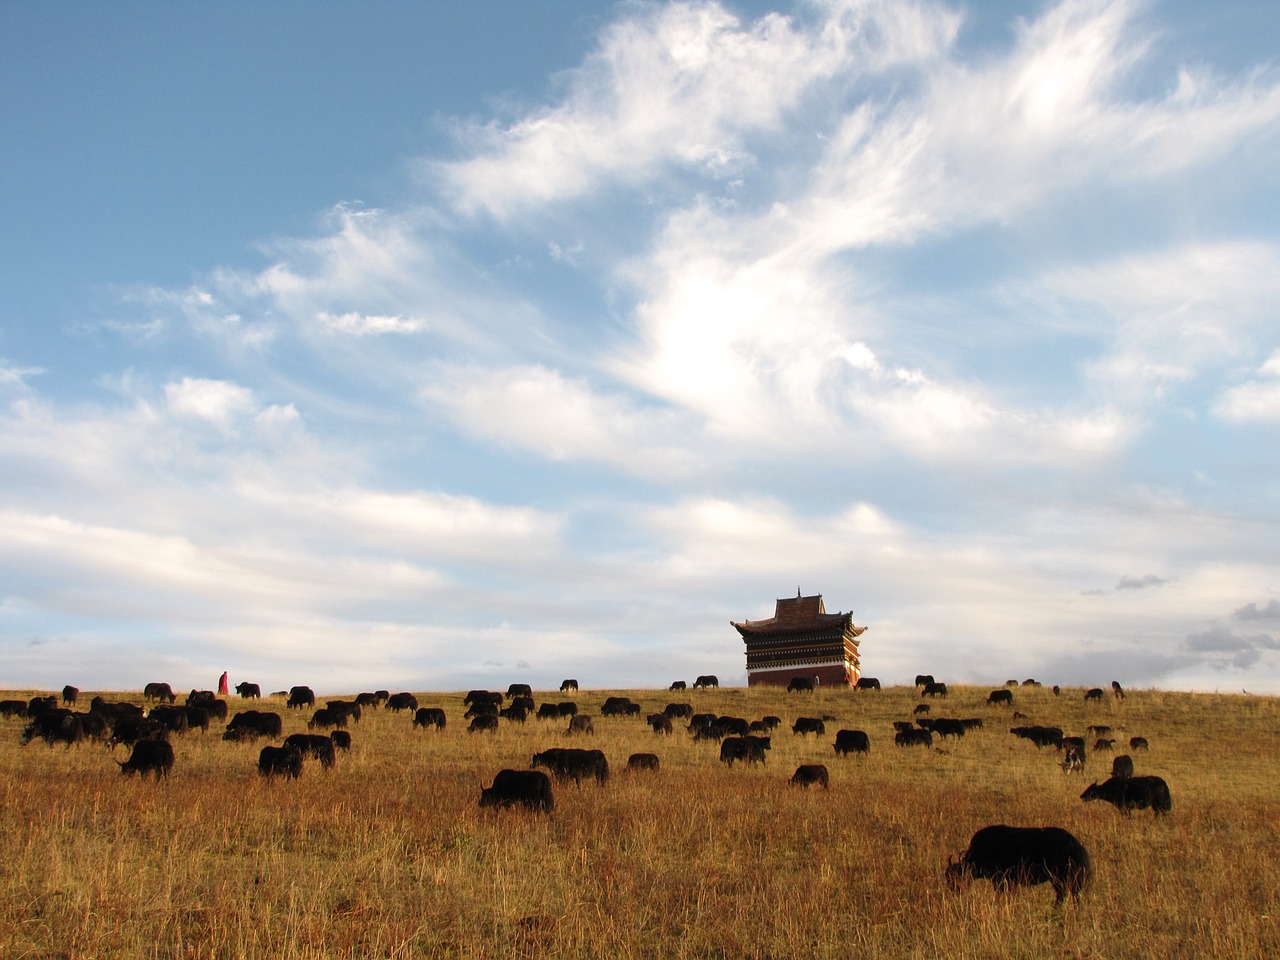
left=1, top=684, right=1277, bottom=959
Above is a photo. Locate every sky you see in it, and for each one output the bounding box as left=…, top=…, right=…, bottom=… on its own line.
left=2, top=0, right=1279, bottom=696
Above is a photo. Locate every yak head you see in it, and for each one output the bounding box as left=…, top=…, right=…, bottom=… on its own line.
left=943, top=854, right=970, bottom=890
left=1080, top=781, right=1102, bottom=801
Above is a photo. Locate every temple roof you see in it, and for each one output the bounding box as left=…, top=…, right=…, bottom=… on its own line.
left=731, top=593, right=867, bottom=638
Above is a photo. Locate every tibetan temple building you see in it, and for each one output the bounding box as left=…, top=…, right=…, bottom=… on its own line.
left=732, top=591, right=866, bottom=687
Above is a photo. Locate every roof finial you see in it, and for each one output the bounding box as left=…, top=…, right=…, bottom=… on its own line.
left=797, top=585, right=802, bottom=598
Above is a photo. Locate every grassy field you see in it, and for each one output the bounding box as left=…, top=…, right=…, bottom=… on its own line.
left=1, top=683, right=1276, bottom=959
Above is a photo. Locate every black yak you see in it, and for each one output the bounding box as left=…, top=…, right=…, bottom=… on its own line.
left=479, top=769, right=554, bottom=813
left=945, top=825, right=1091, bottom=907
left=833, top=729, right=870, bottom=756
left=1081, top=775, right=1171, bottom=816
left=258, top=745, right=302, bottom=779
left=118, top=739, right=174, bottom=780
left=790, top=764, right=830, bottom=789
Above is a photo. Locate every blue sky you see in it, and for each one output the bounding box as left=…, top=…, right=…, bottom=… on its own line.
left=2, top=0, right=1279, bottom=695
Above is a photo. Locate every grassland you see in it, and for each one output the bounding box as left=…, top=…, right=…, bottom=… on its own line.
left=1, top=683, right=1276, bottom=960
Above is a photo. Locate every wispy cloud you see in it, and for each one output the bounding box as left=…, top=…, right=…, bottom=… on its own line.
left=440, top=1, right=961, bottom=218
left=1116, top=574, right=1173, bottom=591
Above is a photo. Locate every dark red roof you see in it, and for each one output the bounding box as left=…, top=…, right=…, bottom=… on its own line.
left=731, top=594, right=866, bottom=637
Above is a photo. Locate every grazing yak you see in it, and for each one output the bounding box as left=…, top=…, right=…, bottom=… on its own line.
left=500, top=703, right=530, bottom=724
left=532, top=747, right=609, bottom=784
left=928, top=718, right=966, bottom=740
left=22, top=711, right=86, bottom=748
left=719, top=735, right=770, bottom=766
left=385, top=692, right=418, bottom=713
left=707, top=716, right=749, bottom=738
left=560, top=679, right=579, bottom=693
left=307, top=708, right=345, bottom=731
left=895, top=729, right=933, bottom=748
left=536, top=703, right=561, bottom=720
left=1010, top=725, right=1064, bottom=749
left=1084, top=687, right=1105, bottom=702
left=284, top=733, right=336, bottom=768
left=627, top=753, right=659, bottom=772
left=507, top=683, right=532, bottom=699
left=663, top=702, right=693, bottom=719
left=234, top=682, right=261, bottom=699
left=479, top=769, right=554, bottom=813
left=1081, top=775, right=1171, bottom=816
left=0, top=699, right=29, bottom=718
left=1112, top=680, right=1125, bottom=700
left=196, top=697, right=227, bottom=721
left=143, top=682, right=176, bottom=704
left=287, top=686, right=316, bottom=710
left=792, top=717, right=825, bottom=736
left=834, top=729, right=870, bottom=756
left=647, top=713, right=673, bottom=734
left=921, top=681, right=948, bottom=698
left=986, top=689, right=1014, bottom=706
left=669, top=680, right=687, bottom=691
left=787, top=677, right=815, bottom=693
left=118, top=739, right=174, bottom=780
left=946, top=825, right=1092, bottom=907
left=693, top=675, right=719, bottom=689
left=915, top=674, right=935, bottom=688
left=465, top=700, right=498, bottom=720
left=329, top=730, right=352, bottom=752
left=148, top=705, right=189, bottom=735
left=567, top=715, right=595, bottom=736
left=790, top=764, right=830, bottom=789
left=227, top=710, right=283, bottom=740
left=112, top=716, right=168, bottom=748
left=1129, top=736, right=1150, bottom=751
left=468, top=715, right=499, bottom=733
left=323, top=701, right=361, bottom=724
left=855, top=677, right=881, bottom=691
left=258, top=745, right=303, bottom=779
left=61, top=685, right=79, bottom=706
left=601, top=697, right=637, bottom=717
left=413, top=707, right=447, bottom=730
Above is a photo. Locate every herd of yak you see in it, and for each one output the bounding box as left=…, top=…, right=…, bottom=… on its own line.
left=2, top=674, right=1172, bottom=909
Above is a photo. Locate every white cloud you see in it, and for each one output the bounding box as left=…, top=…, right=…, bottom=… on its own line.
left=164, top=377, right=256, bottom=429
left=1215, top=380, right=1280, bottom=423
left=421, top=363, right=700, bottom=476
left=1028, top=242, right=1280, bottom=401
left=316, top=312, right=428, bottom=335
left=0, top=361, right=43, bottom=390
left=1213, top=348, right=1280, bottom=423
left=441, top=0, right=961, bottom=218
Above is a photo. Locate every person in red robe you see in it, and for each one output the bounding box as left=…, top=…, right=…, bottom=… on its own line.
left=218, top=671, right=228, bottom=695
